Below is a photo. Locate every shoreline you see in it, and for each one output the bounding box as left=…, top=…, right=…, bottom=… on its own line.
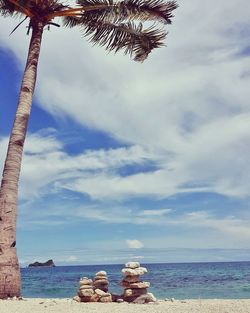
left=1, top=298, right=250, bottom=313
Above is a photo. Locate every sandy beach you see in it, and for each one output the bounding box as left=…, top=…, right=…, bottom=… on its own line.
left=0, top=298, right=250, bottom=313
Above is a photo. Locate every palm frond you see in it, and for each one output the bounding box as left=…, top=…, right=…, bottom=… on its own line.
left=63, top=14, right=81, bottom=27
left=75, top=18, right=166, bottom=61
left=21, top=0, right=68, bottom=18
left=0, top=0, right=22, bottom=17
left=9, top=15, right=27, bottom=34
left=16, top=0, right=66, bottom=11
left=0, top=0, right=68, bottom=19
left=75, top=0, right=178, bottom=24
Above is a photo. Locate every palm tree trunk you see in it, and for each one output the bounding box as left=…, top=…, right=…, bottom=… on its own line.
left=0, top=20, right=44, bottom=299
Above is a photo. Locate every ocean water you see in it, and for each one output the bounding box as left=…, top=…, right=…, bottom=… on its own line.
left=21, top=262, right=250, bottom=299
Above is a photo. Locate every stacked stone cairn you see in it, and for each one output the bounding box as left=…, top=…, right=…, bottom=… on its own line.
left=93, top=271, right=109, bottom=293
left=73, top=263, right=156, bottom=304
left=74, top=271, right=112, bottom=303
left=121, top=262, right=156, bottom=304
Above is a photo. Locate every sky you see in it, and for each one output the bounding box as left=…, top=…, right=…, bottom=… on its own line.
left=0, top=0, right=250, bottom=266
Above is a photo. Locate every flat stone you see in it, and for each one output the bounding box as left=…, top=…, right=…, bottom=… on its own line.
left=116, top=298, right=124, bottom=303
left=147, top=293, right=157, bottom=302
left=102, top=292, right=112, bottom=298
left=111, top=294, right=121, bottom=302
left=129, top=282, right=150, bottom=289
left=123, top=288, right=147, bottom=297
left=90, top=293, right=100, bottom=302
left=125, top=262, right=140, bottom=269
left=121, top=280, right=149, bottom=288
left=94, top=288, right=109, bottom=293
left=123, top=296, right=138, bottom=303
left=95, top=271, right=107, bottom=276
left=79, top=296, right=92, bottom=303
left=93, top=279, right=109, bottom=286
left=123, top=275, right=140, bottom=283
left=72, top=296, right=81, bottom=302
left=133, top=293, right=157, bottom=304
left=94, top=289, right=107, bottom=296
left=99, top=295, right=112, bottom=302
left=79, top=278, right=93, bottom=286
left=94, top=276, right=108, bottom=281
left=122, top=267, right=148, bottom=276
left=93, top=284, right=109, bottom=289
left=94, top=286, right=109, bottom=292
left=94, top=284, right=109, bottom=287
left=121, top=280, right=131, bottom=288
left=78, top=288, right=94, bottom=297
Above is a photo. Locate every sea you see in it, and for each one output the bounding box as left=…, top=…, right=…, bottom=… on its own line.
left=21, top=261, right=250, bottom=299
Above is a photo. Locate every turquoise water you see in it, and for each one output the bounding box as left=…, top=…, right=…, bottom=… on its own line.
left=21, top=262, right=250, bottom=299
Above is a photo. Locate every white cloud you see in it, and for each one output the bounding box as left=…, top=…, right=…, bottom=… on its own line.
left=185, top=211, right=250, bottom=241
left=85, top=206, right=250, bottom=245
left=67, top=255, right=78, bottom=262
left=139, top=209, right=173, bottom=216
left=1, top=127, right=250, bottom=250
left=0, top=131, right=156, bottom=199
left=126, top=239, right=144, bottom=249
left=46, top=204, right=250, bottom=248
left=0, top=0, right=250, bottom=254
left=24, top=129, right=62, bottom=154
left=0, top=0, right=250, bottom=201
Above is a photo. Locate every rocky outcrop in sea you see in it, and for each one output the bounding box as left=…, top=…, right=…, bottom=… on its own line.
left=28, top=259, right=55, bottom=267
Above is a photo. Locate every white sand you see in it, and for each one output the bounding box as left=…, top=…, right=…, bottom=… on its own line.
left=0, top=298, right=250, bottom=313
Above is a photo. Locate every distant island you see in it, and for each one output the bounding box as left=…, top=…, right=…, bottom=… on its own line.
left=28, top=259, right=55, bottom=267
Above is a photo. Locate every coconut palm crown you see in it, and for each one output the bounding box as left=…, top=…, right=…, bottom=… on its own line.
left=1, top=0, right=178, bottom=61
left=0, top=0, right=178, bottom=299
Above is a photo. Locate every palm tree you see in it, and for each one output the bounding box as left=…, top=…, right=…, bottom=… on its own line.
left=0, top=0, right=178, bottom=298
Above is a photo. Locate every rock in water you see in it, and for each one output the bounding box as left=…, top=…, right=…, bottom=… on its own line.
left=28, top=259, right=55, bottom=267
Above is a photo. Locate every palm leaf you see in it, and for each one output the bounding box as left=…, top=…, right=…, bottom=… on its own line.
left=63, top=15, right=81, bottom=27
left=74, top=18, right=166, bottom=61
left=63, top=0, right=177, bottom=61
left=0, top=0, right=68, bottom=18
left=0, top=0, right=22, bottom=17
left=75, top=0, right=178, bottom=24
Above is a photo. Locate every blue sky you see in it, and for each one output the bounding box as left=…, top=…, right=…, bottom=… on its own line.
left=1, top=0, right=250, bottom=266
